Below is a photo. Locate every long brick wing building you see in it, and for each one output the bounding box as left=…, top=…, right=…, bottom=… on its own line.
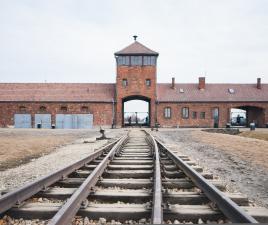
left=0, top=38, right=267, bottom=128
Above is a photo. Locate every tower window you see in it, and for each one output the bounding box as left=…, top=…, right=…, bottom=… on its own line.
left=122, top=79, right=128, bottom=87
left=164, top=107, right=171, bottom=118
left=182, top=107, right=189, bottom=119
left=145, top=79, right=151, bottom=86
left=117, top=56, right=130, bottom=66
left=143, top=56, right=156, bottom=65
left=131, top=56, right=142, bottom=66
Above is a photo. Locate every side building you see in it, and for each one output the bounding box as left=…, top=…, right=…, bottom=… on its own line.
left=0, top=83, right=115, bottom=128
left=0, top=38, right=267, bottom=128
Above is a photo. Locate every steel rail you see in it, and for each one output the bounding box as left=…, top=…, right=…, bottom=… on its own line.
left=146, top=133, right=163, bottom=224
left=0, top=136, right=122, bottom=215
left=155, top=138, right=258, bottom=223
left=48, top=134, right=128, bottom=225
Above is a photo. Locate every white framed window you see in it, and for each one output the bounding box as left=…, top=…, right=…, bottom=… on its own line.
left=182, top=107, right=189, bottom=119
left=164, top=107, right=171, bottom=118
left=212, top=107, right=219, bottom=119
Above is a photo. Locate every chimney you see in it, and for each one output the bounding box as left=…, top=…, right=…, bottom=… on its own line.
left=171, top=77, right=175, bottom=89
left=257, top=78, right=261, bottom=89
left=198, top=77, right=205, bottom=90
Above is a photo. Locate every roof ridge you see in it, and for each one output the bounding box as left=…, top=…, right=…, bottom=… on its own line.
left=115, top=41, right=158, bottom=55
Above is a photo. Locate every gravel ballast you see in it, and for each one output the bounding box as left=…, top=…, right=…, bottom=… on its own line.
left=153, top=129, right=268, bottom=208
left=0, top=129, right=125, bottom=192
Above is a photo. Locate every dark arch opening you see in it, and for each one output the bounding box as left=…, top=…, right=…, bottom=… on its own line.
left=122, top=95, right=150, bottom=127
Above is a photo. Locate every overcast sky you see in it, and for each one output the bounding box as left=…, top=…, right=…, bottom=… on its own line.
left=0, top=0, right=267, bottom=84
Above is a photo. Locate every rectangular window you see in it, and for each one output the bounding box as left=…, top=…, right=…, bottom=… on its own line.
left=143, top=56, right=156, bottom=65
left=200, top=112, right=206, bottom=119
left=182, top=107, right=189, bottom=119
left=131, top=56, right=142, bottom=65
left=145, top=79, right=151, bottom=86
left=122, top=79, right=128, bottom=87
left=212, top=107, right=219, bottom=119
left=164, top=107, right=171, bottom=118
left=192, top=111, right=197, bottom=119
left=117, top=56, right=130, bottom=65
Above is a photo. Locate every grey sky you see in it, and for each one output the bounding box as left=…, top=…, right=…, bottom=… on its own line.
left=0, top=0, right=268, bottom=84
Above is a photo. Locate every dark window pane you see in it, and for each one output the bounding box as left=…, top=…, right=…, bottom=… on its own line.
left=40, top=106, right=47, bottom=112
left=60, top=106, right=67, bottom=112
left=192, top=111, right=197, bottom=119
left=200, top=112, right=206, bottom=119
left=81, top=106, right=89, bottom=112
left=146, top=79, right=151, bottom=86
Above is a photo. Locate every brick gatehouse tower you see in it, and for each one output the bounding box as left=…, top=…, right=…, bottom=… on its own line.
left=115, top=36, right=159, bottom=127
left=0, top=36, right=267, bottom=128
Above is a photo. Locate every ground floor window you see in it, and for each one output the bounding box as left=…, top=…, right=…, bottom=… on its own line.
left=212, top=107, right=219, bottom=119
left=19, top=106, right=27, bottom=113
left=60, top=106, right=68, bottom=112
left=182, top=107, right=189, bottom=119
left=164, top=107, right=171, bottom=118
left=200, top=112, right=206, bottom=119
left=81, top=106, right=89, bottom=112
left=192, top=111, right=197, bottom=119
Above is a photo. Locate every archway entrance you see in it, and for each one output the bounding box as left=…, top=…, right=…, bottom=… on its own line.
left=230, top=106, right=265, bottom=127
left=122, top=96, right=150, bottom=127
left=230, top=108, right=247, bottom=127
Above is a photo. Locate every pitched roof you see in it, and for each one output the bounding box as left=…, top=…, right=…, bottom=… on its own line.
left=0, top=83, right=115, bottom=102
left=115, top=41, right=159, bottom=56
left=157, top=83, right=268, bottom=102
left=1, top=83, right=267, bottom=103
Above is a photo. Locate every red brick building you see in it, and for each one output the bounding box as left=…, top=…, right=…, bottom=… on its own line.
left=0, top=38, right=267, bottom=128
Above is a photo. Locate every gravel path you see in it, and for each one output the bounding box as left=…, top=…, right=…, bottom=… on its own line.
left=0, top=129, right=125, bottom=193
left=153, top=129, right=268, bottom=208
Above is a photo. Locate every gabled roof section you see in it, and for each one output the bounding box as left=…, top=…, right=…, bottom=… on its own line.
left=157, top=83, right=268, bottom=102
left=0, top=83, right=115, bottom=102
left=115, top=41, right=159, bottom=56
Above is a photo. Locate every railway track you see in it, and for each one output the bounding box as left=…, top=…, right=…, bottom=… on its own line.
left=0, top=129, right=268, bottom=224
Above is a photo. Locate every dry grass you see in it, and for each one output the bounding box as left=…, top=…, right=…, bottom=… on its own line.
left=239, top=130, right=268, bottom=141
left=0, top=129, right=90, bottom=171
left=192, top=130, right=268, bottom=169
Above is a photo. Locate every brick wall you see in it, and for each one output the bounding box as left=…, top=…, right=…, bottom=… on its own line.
left=0, top=102, right=113, bottom=128
left=1, top=101, right=267, bottom=128
left=115, top=65, right=157, bottom=127
left=156, top=102, right=268, bottom=128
